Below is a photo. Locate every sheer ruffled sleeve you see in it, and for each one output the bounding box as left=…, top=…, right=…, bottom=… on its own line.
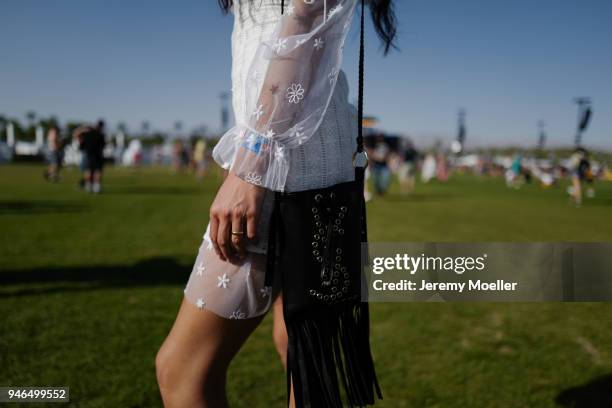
left=213, top=0, right=357, bottom=191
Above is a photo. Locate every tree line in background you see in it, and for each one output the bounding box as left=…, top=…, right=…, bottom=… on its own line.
left=1, top=111, right=610, bottom=163
left=0, top=112, right=215, bottom=147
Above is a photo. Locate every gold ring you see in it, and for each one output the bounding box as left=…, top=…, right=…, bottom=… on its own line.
left=231, top=231, right=244, bottom=236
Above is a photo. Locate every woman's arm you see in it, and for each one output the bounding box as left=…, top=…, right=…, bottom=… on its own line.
left=210, top=0, right=357, bottom=262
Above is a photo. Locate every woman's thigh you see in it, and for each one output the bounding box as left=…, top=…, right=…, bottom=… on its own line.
left=158, top=299, right=265, bottom=386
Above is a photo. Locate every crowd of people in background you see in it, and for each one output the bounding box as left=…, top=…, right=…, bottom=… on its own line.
left=38, top=119, right=211, bottom=193
left=7, top=121, right=607, bottom=206
left=364, top=134, right=451, bottom=201
left=170, top=138, right=209, bottom=178
left=359, top=132, right=608, bottom=208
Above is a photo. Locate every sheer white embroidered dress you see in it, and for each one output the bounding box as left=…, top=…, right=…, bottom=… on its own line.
left=184, top=0, right=358, bottom=319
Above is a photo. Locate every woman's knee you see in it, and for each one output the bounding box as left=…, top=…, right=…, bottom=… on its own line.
left=156, top=342, right=225, bottom=408
left=156, top=343, right=179, bottom=392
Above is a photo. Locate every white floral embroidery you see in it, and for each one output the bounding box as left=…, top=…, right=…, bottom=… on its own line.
left=328, top=68, right=338, bottom=85
left=274, top=144, right=286, bottom=160
left=196, top=262, right=206, bottom=276
left=265, top=129, right=276, bottom=139
left=196, top=298, right=205, bottom=309
left=244, top=172, right=263, bottom=185
left=273, top=38, right=288, bottom=53
left=252, top=104, right=264, bottom=120
left=229, top=309, right=246, bottom=319
left=286, top=83, right=305, bottom=104
left=217, top=273, right=230, bottom=289
left=260, top=287, right=272, bottom=298
left=328, top=4, right=343, bottom=18
left=290, top=124, right=304, bottom=138
left=314, top=38, right=324, bottom=50
left=204, top=233, right=213, bottom=250
left=251, top=69, right=260, bottom=83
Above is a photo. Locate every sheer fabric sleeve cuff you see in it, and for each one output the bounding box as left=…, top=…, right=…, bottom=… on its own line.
left=212, top=125, right=290, bottom=191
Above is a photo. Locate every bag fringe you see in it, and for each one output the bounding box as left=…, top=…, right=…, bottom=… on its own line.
left=286, top=302, right=382, bottom=408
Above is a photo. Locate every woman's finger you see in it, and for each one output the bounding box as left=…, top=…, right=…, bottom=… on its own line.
left=246, top=207, right=258, bottom=242
left=209, top=215, right=224, bottom=261
left=231, top=208, right=246, bottom=259
left=217, top=212, right=234, bottom=262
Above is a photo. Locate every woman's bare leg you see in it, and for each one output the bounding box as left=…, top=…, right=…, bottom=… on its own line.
left=156, top=299, right=264, bottom=408
left=272, top=294, right=288, bottom=369
left=272, top=293, right=295, bottom=408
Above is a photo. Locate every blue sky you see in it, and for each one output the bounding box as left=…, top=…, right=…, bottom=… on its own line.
left=1, top=0, right=611, bottom=149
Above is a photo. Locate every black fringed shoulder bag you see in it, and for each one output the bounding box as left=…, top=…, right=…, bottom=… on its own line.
left=265, top=1, right=382, bottom=407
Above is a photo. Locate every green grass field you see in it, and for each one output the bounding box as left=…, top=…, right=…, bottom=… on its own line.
left=1, top=164, right=611, bottom=407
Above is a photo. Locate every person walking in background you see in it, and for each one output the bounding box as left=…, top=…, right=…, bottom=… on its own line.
left=506, top=153, right=523, bottom=189
left=584, top=157, right=596, bottom=199
left=370, top=134, right=391, bottom=196
left=568, top=147, right=593, bottom=207
left=172, top=139, right=187, bottom=173
left=421, top=151, right=437, bottom=183
left=193, top=138, right=208, bottom=180
left=43, top=125, right=64, bottom=182
left=436, top=149, right=449, bottom=182
left=398, top=139, right=418, bottom=194
left=73, top=126, right=89, bottom=189
left=74, top=120, right=106, bottom=193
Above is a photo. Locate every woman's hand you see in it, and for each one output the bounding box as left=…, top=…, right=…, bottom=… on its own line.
left=209, top=172, right=265, bottom=264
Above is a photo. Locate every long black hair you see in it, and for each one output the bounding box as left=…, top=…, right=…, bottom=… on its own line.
left=218, top=0, right=397, bottom=54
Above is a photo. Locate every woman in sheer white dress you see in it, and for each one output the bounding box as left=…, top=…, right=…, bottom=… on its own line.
left=156, top=1, right=396, bottom=406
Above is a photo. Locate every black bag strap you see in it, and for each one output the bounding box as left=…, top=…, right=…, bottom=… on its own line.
left=357, top=0, right=365, bottom=154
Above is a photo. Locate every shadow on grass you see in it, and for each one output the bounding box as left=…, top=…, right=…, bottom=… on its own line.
left=0, top=257, right=191, bottom=297
left=0, top=200, right=89, bottom=215
left=555, top=373, right=612, bottom=408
